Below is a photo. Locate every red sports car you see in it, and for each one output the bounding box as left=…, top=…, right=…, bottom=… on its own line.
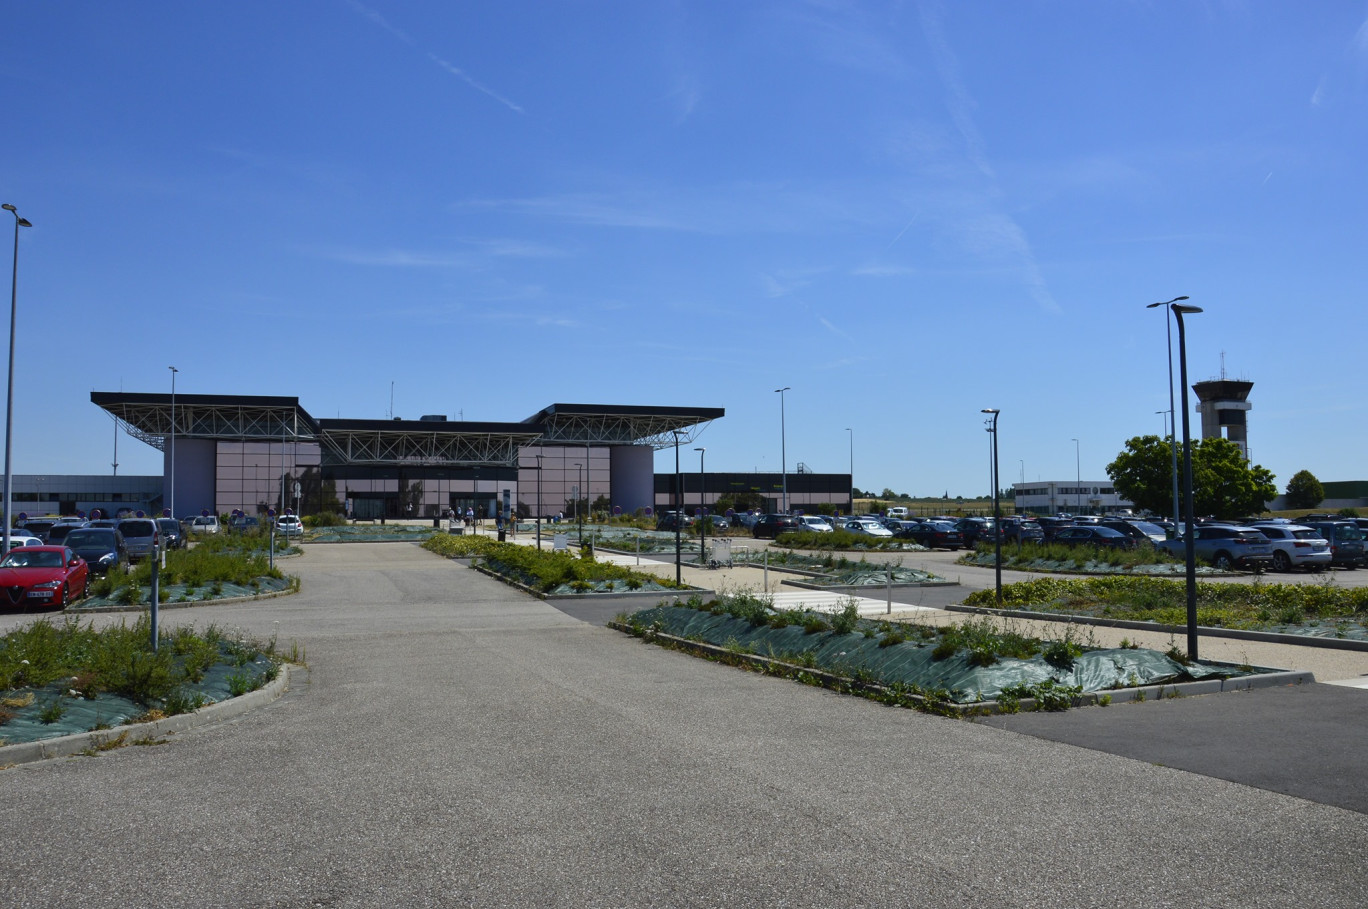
left=0, top=545, right=89, bottom=610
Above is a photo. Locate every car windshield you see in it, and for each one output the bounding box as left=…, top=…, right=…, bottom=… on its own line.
left=1339, top=526, right=1364, bottom=541
left=65, top=530, right=115, bottom=548
left=2, top=550, right=63, bottom=568
left=1130, top=522, right=1164, bottom=535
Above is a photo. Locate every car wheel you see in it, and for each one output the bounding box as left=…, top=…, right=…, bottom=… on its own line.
left=1272, top=551, right=1292, bottom=572
left=58, top=584, right=69, bottom=609
left=1212, top=552, right=1234, bottom=571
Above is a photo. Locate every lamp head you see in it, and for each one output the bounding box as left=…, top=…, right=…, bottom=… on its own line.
left=980, top=408, right=999, bottom=414
left=1147, top=295, right=1189, bottom=309
left=1172, top=303, right=1203, bottom=315
left=693, top=447, right=705, bottom=453
left=1, top=204, right=14, bottom=212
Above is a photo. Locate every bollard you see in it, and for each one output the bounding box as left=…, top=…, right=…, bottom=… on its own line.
left=764, top=550, right=769, bottom=592
left=886, top=566, right=892, bottom=615
left=150, top=544, right=160, bottom=652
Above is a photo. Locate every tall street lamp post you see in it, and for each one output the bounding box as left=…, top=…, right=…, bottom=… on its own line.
left=982, top=409, right=1002, bottom=605
left=535, top=454, right=543, bottom=550
left=2, top=203, right=32, bottom=558
left=168, top=366, right=178, bottom=520
left=775, top=387, right=790, bottom=513
left=672, top=430, right=684, bottom=585
left=845, top=427, right=853, bottom=518
left=1071, top=438, right=1080, bottom=514
left=1173, top=301, right=1204, bottom=660
left=572, top=462, right=583, bottom=538
left=1147, top=296, right=1189, bottom=528
left=694, top=447, right=706, bottom=565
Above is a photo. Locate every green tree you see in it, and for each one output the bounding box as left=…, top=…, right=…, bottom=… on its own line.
left=714, top=491, right=766, bottom=514
left=1284, top=470, right=1324, bottom=510
left=1107, top=435, right=1277, bottom=519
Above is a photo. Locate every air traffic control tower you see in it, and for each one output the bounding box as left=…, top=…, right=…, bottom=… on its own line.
left=1193, top=378, right=1253, bottom=459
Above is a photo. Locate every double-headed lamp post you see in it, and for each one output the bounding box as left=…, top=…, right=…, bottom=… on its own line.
left=775, top=387, right=790, bottom=513
left=694, top=447, right=706, bottom=564
left=1147, top=295, right=1189, bottom=528
left=1172, top=301, right=1204, bottom=660
left=168, top=366, right=178, bottom=521
left=981, top=409, right=1002, bottom=605
left=3, top=203, right=32, bottom=558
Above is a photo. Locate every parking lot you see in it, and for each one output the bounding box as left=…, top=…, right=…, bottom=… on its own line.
left=3, top=541, right=1367, bottom=906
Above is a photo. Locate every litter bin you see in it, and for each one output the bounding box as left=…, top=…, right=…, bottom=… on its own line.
left=497, top=529, right=506, bottom=542
left=433, top=517, right=440, bottom=528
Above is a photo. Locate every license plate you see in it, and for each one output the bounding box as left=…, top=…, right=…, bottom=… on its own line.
left=25, top=590, right=49, bottom=598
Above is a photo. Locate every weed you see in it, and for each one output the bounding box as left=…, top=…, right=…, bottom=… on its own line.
left=829, top=598, right=861, bottom=636
left=38, top=700, right=66, bottom=724
left=226, top=672, right=255, bottom=697
left=1097, top=693, right=1112, bottom=707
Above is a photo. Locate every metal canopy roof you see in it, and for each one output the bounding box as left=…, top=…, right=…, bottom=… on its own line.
left=315, top=419, right=544, bottom=467
left=92, top=394, right=724, bottom=464
left=524, top=403, right=724, bottom=448
left=91, top=392, right=315, bottom=453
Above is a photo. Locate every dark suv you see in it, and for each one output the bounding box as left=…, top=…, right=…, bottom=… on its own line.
left=1295, top=520, right=1365, bottom=568
left=752, top=514, right=801, bottom=539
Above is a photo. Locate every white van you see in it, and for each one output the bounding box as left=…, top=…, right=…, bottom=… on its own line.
left=887, top=506, right=909, bottom=519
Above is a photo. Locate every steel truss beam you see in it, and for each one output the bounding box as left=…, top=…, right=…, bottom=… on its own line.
left=537, top=412, right=713, bottom=449
left=98, top=401, right=309, bottom=453
left=318, top=429, right=540, bottom=468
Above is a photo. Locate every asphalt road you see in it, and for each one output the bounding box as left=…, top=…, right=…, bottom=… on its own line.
left=3, top=543, right=1367, bottom=908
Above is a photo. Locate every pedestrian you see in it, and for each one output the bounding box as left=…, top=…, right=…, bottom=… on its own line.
left=508, top=512, right=517, bottom=539
left=465, top=506, right=474, bottom=530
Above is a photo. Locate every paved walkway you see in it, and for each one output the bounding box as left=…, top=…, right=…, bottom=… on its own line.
left=5, top=543, right=1365, bottom=907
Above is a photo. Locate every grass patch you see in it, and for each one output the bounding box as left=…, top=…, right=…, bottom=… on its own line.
left=963, top=574, right=1368, bottom=631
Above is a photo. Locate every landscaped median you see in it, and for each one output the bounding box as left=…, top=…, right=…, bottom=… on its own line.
left=957, top=542, right=1227, bottom=576
left=69, top=533, right=298, bottom=612
left=423, top=532, right=693, bottom=596
left=611, top=591, right=1289, bottom=715
left=0, top=617, right=297, bottom=754
left=959, top=576, right=1368, bottom=642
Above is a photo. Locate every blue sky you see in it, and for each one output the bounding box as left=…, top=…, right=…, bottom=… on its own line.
left=3, top=1, right=1366, bottom=497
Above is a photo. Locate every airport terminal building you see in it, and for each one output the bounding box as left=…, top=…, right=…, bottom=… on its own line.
left=92, top=392, right=730, bottom=521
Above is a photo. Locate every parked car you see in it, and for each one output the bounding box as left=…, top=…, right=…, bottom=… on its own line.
left=1099, top=519, right=1162, bottom=548
left=190, top=515, right=221, bottom=535
left=842, top=519, right=894, bottom=538
left=752, top=514, right=802, bottom=539
left=1248, top=524, right=1332, bottom=572
left=17, top=518, right=58, bottom=541
left=1034, top=516, right=1074, bottom=542
left=706, top=515, right=730, bottom=532
left=5, top=527, right=45, bottom=548
left=1293, top=520, right=1365, bottom=569
left=656, top=513, right=693, bottom=532
left=63, top=527, right=128, bottom=576
left=1156, top=524, right=1274, bottom=570
left=897, top=520, right=962, bottom=550
left=886, top=506, right=910, bottom=519
left=45, top=520, right=89, bottom=546
left=1053, top=525, right=1134, bottom=550
left=955, top=518, right=998, bottom=548
left=999, top=517, right=1044, bottom=544
left=116, top=518, right=161, bottom=562
left=276, top=515, right=304, bottom=537
left=798, top=515, right=833, bottom=533
left=0, top=545, right=89, bottom=609
left=157, top=517, right=185, bottom=549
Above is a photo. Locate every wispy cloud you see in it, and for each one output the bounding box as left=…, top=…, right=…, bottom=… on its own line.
left=343, top=0, right=414, bottom=44
left=344, top=1, right=524, bottom=113
left=427, top=53, right=525, bottom=114
left=852, top=263, right=916, bottom=277
left=912, top=1, right=1060, bottom=314
left=312, top=238, right=562, bottom=268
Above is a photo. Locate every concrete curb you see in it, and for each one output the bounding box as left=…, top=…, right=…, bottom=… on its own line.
left=64, top=582, right=301, bottom=615
left=0, top=663, right=300, bottom=767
